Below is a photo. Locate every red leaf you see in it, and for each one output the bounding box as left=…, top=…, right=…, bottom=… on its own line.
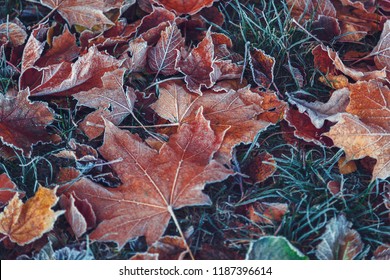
left=148, top=23, right=185, bottom=76
left=0, top=89, right=56, bottom=156
left=176, top=30, right=216, bottom=95
left=152, top=0, right=216, bottom=15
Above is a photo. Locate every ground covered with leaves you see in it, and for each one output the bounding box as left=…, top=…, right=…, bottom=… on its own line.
left=0, top=0, right=389, bottom=260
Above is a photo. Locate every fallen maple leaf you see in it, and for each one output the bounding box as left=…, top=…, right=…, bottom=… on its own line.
left=74, top=68, right=135, bottom=127
left=0, top=89, right=56, bottom=156
left=20, top=42, right=121, bottom=96
left=326, top=81, right=390, bottom=180
left=32, top=0, right=123, bottom=30
left=61, top=110, right=233, bottom=247
left=152, top=0, right=215, bottom=15
left=0, top=186, right=64, bottom=246
left=150, top=81, right=277, bottom=164
left=148, top=23, right=184, bottom=76
left=176, top=30, right=216, bottom=95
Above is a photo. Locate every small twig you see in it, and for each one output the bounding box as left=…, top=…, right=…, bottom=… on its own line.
left=6, top=61, right=21, bottom=74
left=291, top=18, right=322, bottom=44
left=30, top=6, right=59, bottom=30
left=144, top=76, right=183, bottom=91
left=167, top=205, right=195, bottom=260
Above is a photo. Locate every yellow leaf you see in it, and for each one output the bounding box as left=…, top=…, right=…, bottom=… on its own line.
left=0, top=186, right=64, bottom=246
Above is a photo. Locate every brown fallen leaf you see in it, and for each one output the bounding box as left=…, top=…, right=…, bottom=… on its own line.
left=74, top=68, right=135, bottom=127
left=0, top=22, right=27, bottom=47
left=152, top=0, right=216, bottom=15
left=61, top=110, right=233, bottom=248
left=316, top=215, right=363, bottom=260
left=176, top=30, right=216, bottom=95
left=287, top=0, right=336, bottom=21
left=318, top=74, right=349, bottom=89
left=287, top=88, right=350, bottom=129
left=243, top=152, right=276, bottom=183
left=283, top=106, right=332, bottom=146
left=247, top=202, right=288, bottom=225
left=19, top=25, right=121, bottom=96
left=32, top=0, right=123, bottom=30
left=372, top=245, right=390, bottom=260
left=313, top=45, right=386, bottom=82
left=122, top=37, right=149, bottom=72
left=0, top=89, right=56, bottom=157
left=338, top=156, right=357, bottom=175
left=148, top=23, right=185, bottom=76
left=0, top=174, right=24, bottom=206
left=59, top=192, right=96, bottom=238
left=372, top=20, right=390, bottom=79
left=150, top=81, right=277, bottom=164
left=131, top=236, right=188, bottom=260
left=249, top=47, right=275, bottom=89
left=0, top=186, right=64, bottom=246
left=326, top=81, right=390, bottom=180
left=137, top=6, right=177, bottom=45
left=326, top=46, right=386, bottom=81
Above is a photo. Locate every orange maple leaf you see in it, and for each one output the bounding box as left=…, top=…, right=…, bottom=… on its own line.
left=61, top=109, right=233, bottom=248
left=0, top=186, right=64, bottom=246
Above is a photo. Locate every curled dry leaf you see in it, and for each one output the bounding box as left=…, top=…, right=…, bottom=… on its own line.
left=326, top=46, right=386, bottom=81
left=59, top=192, right=96, bottom=238
left=0, top=186, right=64, bottom=246
left=137, top=6, right=177, bottom=44
left=0, top=22, right=27, bottom=47
left=287, top=88, right=350, bottom=129
left=249, top=48, right=275, bottom=89
left=283, top=106, right=332, bottom=146
left=372, top=20, right=390, bottom=79
left=152, top=0, right=215, bottom=15
left=326, top=81, right=390, bottom=180
left=0, top=89, right=56, bottom=157
left=123, top=38, right=149, bottom=72
left=20, top=26, right=121, bottom=96
left=316, top=215, right=363, bottom=260
left=131, top=236, right=188, bottom=260
left=247, top=202, right=288, bottom=225
left=33, top=0, right=123, bottom=30
left=176, top=30, right=216, bottom=95
left=313, top=45, right=386, bottom=82
left=61, top=110, right=233, bottom=247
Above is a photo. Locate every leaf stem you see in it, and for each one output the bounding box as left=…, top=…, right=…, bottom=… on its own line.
left=167, top=205, right=195, bottom=260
